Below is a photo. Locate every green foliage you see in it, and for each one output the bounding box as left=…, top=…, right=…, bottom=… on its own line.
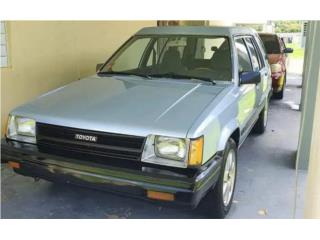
left=274, top=21, right=302, bottom=33
left=286, top=43, right=304, bottom=59
left=236, top=24, right=263, bottom=32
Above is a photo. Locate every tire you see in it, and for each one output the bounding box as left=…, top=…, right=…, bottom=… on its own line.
left=200, top=138, right=237, bottom=218
left=253, top=99, right=269, bottom=134
left=273, top=87, right=284, bottom=99
left=273, top=72, right=286, bottom=100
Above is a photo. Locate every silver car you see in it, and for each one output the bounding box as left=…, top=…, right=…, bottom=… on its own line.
left=2, top=26, right=271, bottom=218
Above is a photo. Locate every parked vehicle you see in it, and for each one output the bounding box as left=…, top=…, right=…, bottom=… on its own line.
left=2, top=26, right=271, bottom=218
left=259, top=33, right=293, bottom=99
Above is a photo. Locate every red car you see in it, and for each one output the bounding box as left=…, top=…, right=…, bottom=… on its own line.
left=259, top=33, right=293, bottom=99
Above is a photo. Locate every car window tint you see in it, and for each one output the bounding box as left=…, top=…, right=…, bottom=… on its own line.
left=245, top=37, right=260, bottom=71
left=194, top=38, right=225, bottom=59
left=279, top=38, right=286, bottom=52
left=251, top=38, right=265, bottom=68
left=235, top=38, right=253, bottom=72
left=259, top=34, right=281, bottom=54
left=158, top=37, right=187, bottom=63
left=256, top=36, right=268, bottom=57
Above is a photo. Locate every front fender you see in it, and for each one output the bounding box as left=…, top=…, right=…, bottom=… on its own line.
left=217, top=119, right=239, bottom=152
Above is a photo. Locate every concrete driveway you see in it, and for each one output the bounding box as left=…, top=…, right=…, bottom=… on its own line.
left=1, top=73, right=306, bottom=219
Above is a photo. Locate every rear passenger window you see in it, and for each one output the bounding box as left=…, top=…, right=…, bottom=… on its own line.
left=235, top=38, right=252, bottom=72
left=245, top=37, right=260, bottom=71
left=252, top=38, right=265, bottom=68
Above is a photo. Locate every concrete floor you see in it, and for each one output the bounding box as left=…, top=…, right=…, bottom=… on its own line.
left=1, top=73, right=307, bottom=219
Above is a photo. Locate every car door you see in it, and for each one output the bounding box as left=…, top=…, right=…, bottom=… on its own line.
left=234, top=37, right=258, bottom=134
left=244, top=36, right=269, bottom=108
left=254, top=36, right=271, bottom=103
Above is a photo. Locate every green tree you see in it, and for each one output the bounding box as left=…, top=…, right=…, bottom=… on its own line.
left=274, top=21, right=302, bottom=33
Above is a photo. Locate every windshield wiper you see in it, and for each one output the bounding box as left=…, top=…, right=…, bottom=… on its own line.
left=149, top=72, right=216, bottom=85
left=98, top=71, right=152, bottom=79
left=98, top=71, right=216, bottom=84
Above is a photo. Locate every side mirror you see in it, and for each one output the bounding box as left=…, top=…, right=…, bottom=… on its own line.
left=240, top=71, right=261, bottom=85
left=284, top=48, right=294, bottom=54
left=96, top=63, right=104, bottom=72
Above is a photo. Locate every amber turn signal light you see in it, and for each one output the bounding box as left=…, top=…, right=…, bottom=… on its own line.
left=8, top=161, right=20, bottom=169
left=188, top=136, right=204, bottom=166
left=147, top=190, right=175, bottom=201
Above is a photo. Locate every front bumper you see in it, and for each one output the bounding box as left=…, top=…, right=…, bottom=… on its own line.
left=1, top=139, right=222, bottom=208
left=272, top=73, right=285, bottom=93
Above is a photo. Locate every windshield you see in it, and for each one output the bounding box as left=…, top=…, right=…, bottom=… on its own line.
left=259, top=34, right=281, bottom=54
left=99, top=35, right=232, bottom=82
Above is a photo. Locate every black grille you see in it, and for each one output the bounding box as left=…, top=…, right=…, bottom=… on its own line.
left=36, top=123, right=146, bottom=163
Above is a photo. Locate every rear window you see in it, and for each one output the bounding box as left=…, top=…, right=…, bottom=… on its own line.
left=259, top=34, right=281, bottom=54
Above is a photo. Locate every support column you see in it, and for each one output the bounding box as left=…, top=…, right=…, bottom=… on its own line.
left=302, top=21, right=320, bottom=218
left=296, top=21, right=320, bottom=170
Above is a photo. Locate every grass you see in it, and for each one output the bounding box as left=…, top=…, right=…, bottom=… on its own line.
left=286, top=43, right=305, bottom=59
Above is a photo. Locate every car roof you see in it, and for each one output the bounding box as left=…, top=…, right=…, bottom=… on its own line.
left=135, top=26, right=257, bottom=37
left=259, top=32, right=277, bottom=36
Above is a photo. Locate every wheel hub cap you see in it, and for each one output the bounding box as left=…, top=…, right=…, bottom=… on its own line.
left=263, top=101, right=268, bottom=127
left=222, top=150, right=236, bottom=206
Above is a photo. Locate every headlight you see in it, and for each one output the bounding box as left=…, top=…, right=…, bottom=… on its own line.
left=6, top=115, right=36, bottom=143
left=141, top=135, right=203, bottom=168
left=155, top=136, right=187, bottom=161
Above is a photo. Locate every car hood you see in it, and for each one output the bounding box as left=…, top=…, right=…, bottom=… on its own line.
left=12, top=75, right=228, bottom=138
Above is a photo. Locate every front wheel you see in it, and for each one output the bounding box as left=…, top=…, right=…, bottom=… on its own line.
left=273, top=86, right=284, bottom=99
left=200, top=138, right=237, bottom=218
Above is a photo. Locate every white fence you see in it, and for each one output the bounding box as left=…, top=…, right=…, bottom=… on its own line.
left=278, top=32, right=302, bottom=46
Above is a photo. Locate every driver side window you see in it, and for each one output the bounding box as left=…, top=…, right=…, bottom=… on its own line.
left=235, top=38, right=253, bottom=72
